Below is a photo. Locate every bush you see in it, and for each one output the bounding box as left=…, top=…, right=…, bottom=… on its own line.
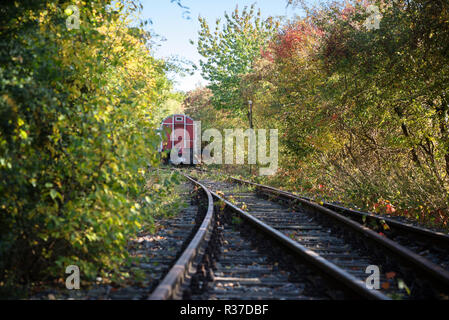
left=0, top=0, right=173, bottom=294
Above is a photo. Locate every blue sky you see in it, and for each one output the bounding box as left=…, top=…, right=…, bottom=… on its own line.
left=141, top=0, right=304, bottom=92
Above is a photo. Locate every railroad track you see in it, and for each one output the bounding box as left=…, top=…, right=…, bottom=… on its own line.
left=204, top=172, right=449, bottom=298
left=187, top=206, right=349, bottom=300
left=149, top=172, right=385, bottom=300
left=148, top=169, right=449, bottom=299
left=225, top=176, right=449, bottom=275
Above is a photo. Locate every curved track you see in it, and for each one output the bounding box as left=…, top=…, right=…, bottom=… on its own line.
left=150, top=172, right=389, bottom=300
left=149, top=170, right=449, bottom=299
left=149, top=175, right=214, bottom=300
left=191, top=170, right=449, bottom=299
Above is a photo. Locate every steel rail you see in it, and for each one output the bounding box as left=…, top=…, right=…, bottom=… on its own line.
left=228, top=176, right=449, bottom=289
left=148, top=174, right=214, bottom=300
left=229, top=176, right=449, bottom=243
left=312, top=202, right=449, bottom=245
left=186, top=174, right=390, bottom=300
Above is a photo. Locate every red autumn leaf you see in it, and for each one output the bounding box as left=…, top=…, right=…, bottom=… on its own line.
left=272, top=21, right=323, bottom=59
left=386, top=204, right=396, bottom=214
left=386, top=272, right=396, bottom=279
left=381, top=282, right=390, bottom=290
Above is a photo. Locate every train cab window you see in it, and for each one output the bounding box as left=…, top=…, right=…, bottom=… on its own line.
left=175, top=116, right=183, bottom=121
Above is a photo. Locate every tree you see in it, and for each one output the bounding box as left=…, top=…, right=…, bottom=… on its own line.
left=0, top=0, right=175, bottom=293
left=196, top=4, right=278, bottom=116
left=239, top=0, right=449, bottom=227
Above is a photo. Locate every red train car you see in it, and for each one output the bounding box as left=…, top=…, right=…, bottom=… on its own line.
left=159, top=114, right=196, bottom=165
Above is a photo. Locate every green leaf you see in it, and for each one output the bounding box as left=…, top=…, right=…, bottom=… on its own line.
left=50, top=189, right=59, bottom=200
